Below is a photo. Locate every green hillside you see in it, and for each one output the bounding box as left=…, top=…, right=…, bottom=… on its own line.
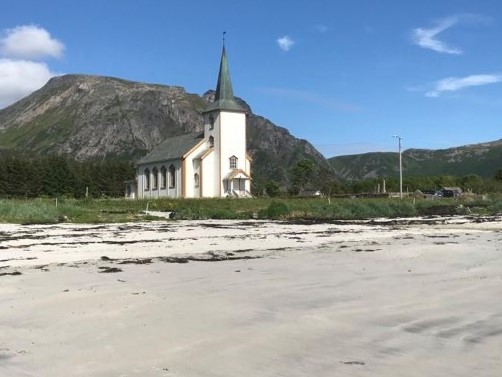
left=329, top=140, right=502, bottom=180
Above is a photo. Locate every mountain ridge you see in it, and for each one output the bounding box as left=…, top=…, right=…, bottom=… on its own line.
left=329, top=139, right=502, bottom=180
left=0, top=74, right=333, bottom=190
left=3, top=74, right=499, bottom=187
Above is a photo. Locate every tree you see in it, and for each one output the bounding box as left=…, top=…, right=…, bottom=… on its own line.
left=315, top=164, right=340, bottom=197
left=460, top=174, right=483, bottom=193
left=494, top=169, right=502, bottom=181
left=265, top=180, right=281, bottom=197
left=289, top=159, right=316, bottom=194
left=434, top=175, right=457, bottom=188
left=42, top=156, right=74, bottom=197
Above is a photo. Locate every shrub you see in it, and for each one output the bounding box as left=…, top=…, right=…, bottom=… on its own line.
left=259, top=200, right=291, bottom=219
left=488, top=198, right=502, bottom=214
left=172, top=201, right=203, bottom=220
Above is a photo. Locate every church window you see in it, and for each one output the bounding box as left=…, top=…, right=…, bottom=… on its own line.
left=229, top=156, right=238, bottom=169
left=144, top=168, right=150, bottom=190
left=209, top=114, right=215, bottom=130
left=194, top=173, right=200, bottom=188
left=169, top=165, right=176, bottom=188
left=160, top=166, right=167, bottom=189
left=209, top=136, right=214, bottom=147
left=152, top=167, right=158, bottom=189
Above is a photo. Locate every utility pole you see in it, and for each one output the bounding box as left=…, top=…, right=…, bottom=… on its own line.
left=393, top=135, right=403, bottom=198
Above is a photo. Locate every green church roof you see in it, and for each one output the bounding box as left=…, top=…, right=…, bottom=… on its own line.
left=204, top=47, right=246, bottom=113
left=136, top=132, right=204, bottom=165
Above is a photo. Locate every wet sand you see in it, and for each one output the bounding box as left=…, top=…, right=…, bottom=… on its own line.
left=1, top=217, right=502, bottom=376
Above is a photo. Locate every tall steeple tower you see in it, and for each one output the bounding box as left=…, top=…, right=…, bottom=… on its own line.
left=201, top=42, right=251, bottom=197
left=204, top=46, right=246, bottom=113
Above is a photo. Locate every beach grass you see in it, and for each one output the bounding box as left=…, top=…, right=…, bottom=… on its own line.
left=0, top=195, right=500, bottom=224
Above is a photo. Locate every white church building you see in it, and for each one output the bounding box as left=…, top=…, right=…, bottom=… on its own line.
left=125, top=46, right=251, bottom=199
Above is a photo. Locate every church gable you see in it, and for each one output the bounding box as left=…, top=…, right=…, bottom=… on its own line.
left=224, top=169, right=250, bottom=180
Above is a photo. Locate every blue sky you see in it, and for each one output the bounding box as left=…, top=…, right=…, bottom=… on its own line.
left=1, top=0, right=501, bottom=157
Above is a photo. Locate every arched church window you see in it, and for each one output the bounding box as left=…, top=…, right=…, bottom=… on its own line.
left=169, top=165, right=176, bottom=188
left=144, top=168, right=150, bottom=190
left=209, top=136, right=214, bottom=148
left=209, top=114, right=215, bottom=130
left=152, top=167, right=158, bottom=189
left=229, top=156, right=238, bottom=169
left=160, top=166, right=167, bottom=189
left=194, top=173, right=200, bottom=188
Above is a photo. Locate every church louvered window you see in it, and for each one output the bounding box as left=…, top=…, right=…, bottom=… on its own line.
left=229, top=156, right=237, bottom=169
left=209, top=114, right=215, bottom=130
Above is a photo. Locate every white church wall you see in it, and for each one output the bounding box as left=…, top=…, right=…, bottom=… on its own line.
left=201, top=151, right=215, bottom=197
left=192, top=159, right=201, bottom=198
left=182, top=142, right=207, bottom=198
left=218, top=111, right=246, bottom=195
left=210, top=112, right=222, bottom=196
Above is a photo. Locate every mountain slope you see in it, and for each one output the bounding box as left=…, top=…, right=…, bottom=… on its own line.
left=0, top=74, right=333, bottom=188
left=329, top=140, right=502, bottom=180
left=0, top=75, right=206, bottom=159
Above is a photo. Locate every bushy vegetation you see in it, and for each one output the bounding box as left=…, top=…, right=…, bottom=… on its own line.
left=344, top=174, right=502, bottom=195
left=1, top=154, right=501, bottom=224
left=259, top=159, right=502, bottom=198
left=0, top=195, right=501, bottom=224
left=1, top=153, right=500, bottom=201
left=258, top=200, right=291, bottom=219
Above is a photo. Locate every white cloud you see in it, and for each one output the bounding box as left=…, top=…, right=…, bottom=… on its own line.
left=412, top=16, right=463, bottom=54
left=0, top=59, right=57, bottom=108
left=0, top=25, right=64, bottom=59
left=277, top=35, right=294, bottom=52
left=0, top=25, right=64, bottom=108
left=426, top=74, right=502, bottom=97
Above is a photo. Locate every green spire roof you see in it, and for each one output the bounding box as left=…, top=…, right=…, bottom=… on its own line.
left=204, top=46, right=246, bottom=113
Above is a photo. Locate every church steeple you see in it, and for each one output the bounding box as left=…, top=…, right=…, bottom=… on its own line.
left=215, top=46, right=235, bottom=102
left=204, top=45, right=246, bottom=113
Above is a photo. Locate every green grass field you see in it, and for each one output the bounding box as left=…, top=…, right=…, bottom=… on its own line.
left=0, top=195, right=500, bottom=224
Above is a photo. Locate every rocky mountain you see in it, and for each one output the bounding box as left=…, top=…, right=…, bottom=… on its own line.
left=0, top=74, right=333, bottom=189
left=329, top=139, right=502, bottom=180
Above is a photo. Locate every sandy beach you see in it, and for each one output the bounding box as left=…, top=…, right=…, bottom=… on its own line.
left=1, top=217, right=502, bottom=376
